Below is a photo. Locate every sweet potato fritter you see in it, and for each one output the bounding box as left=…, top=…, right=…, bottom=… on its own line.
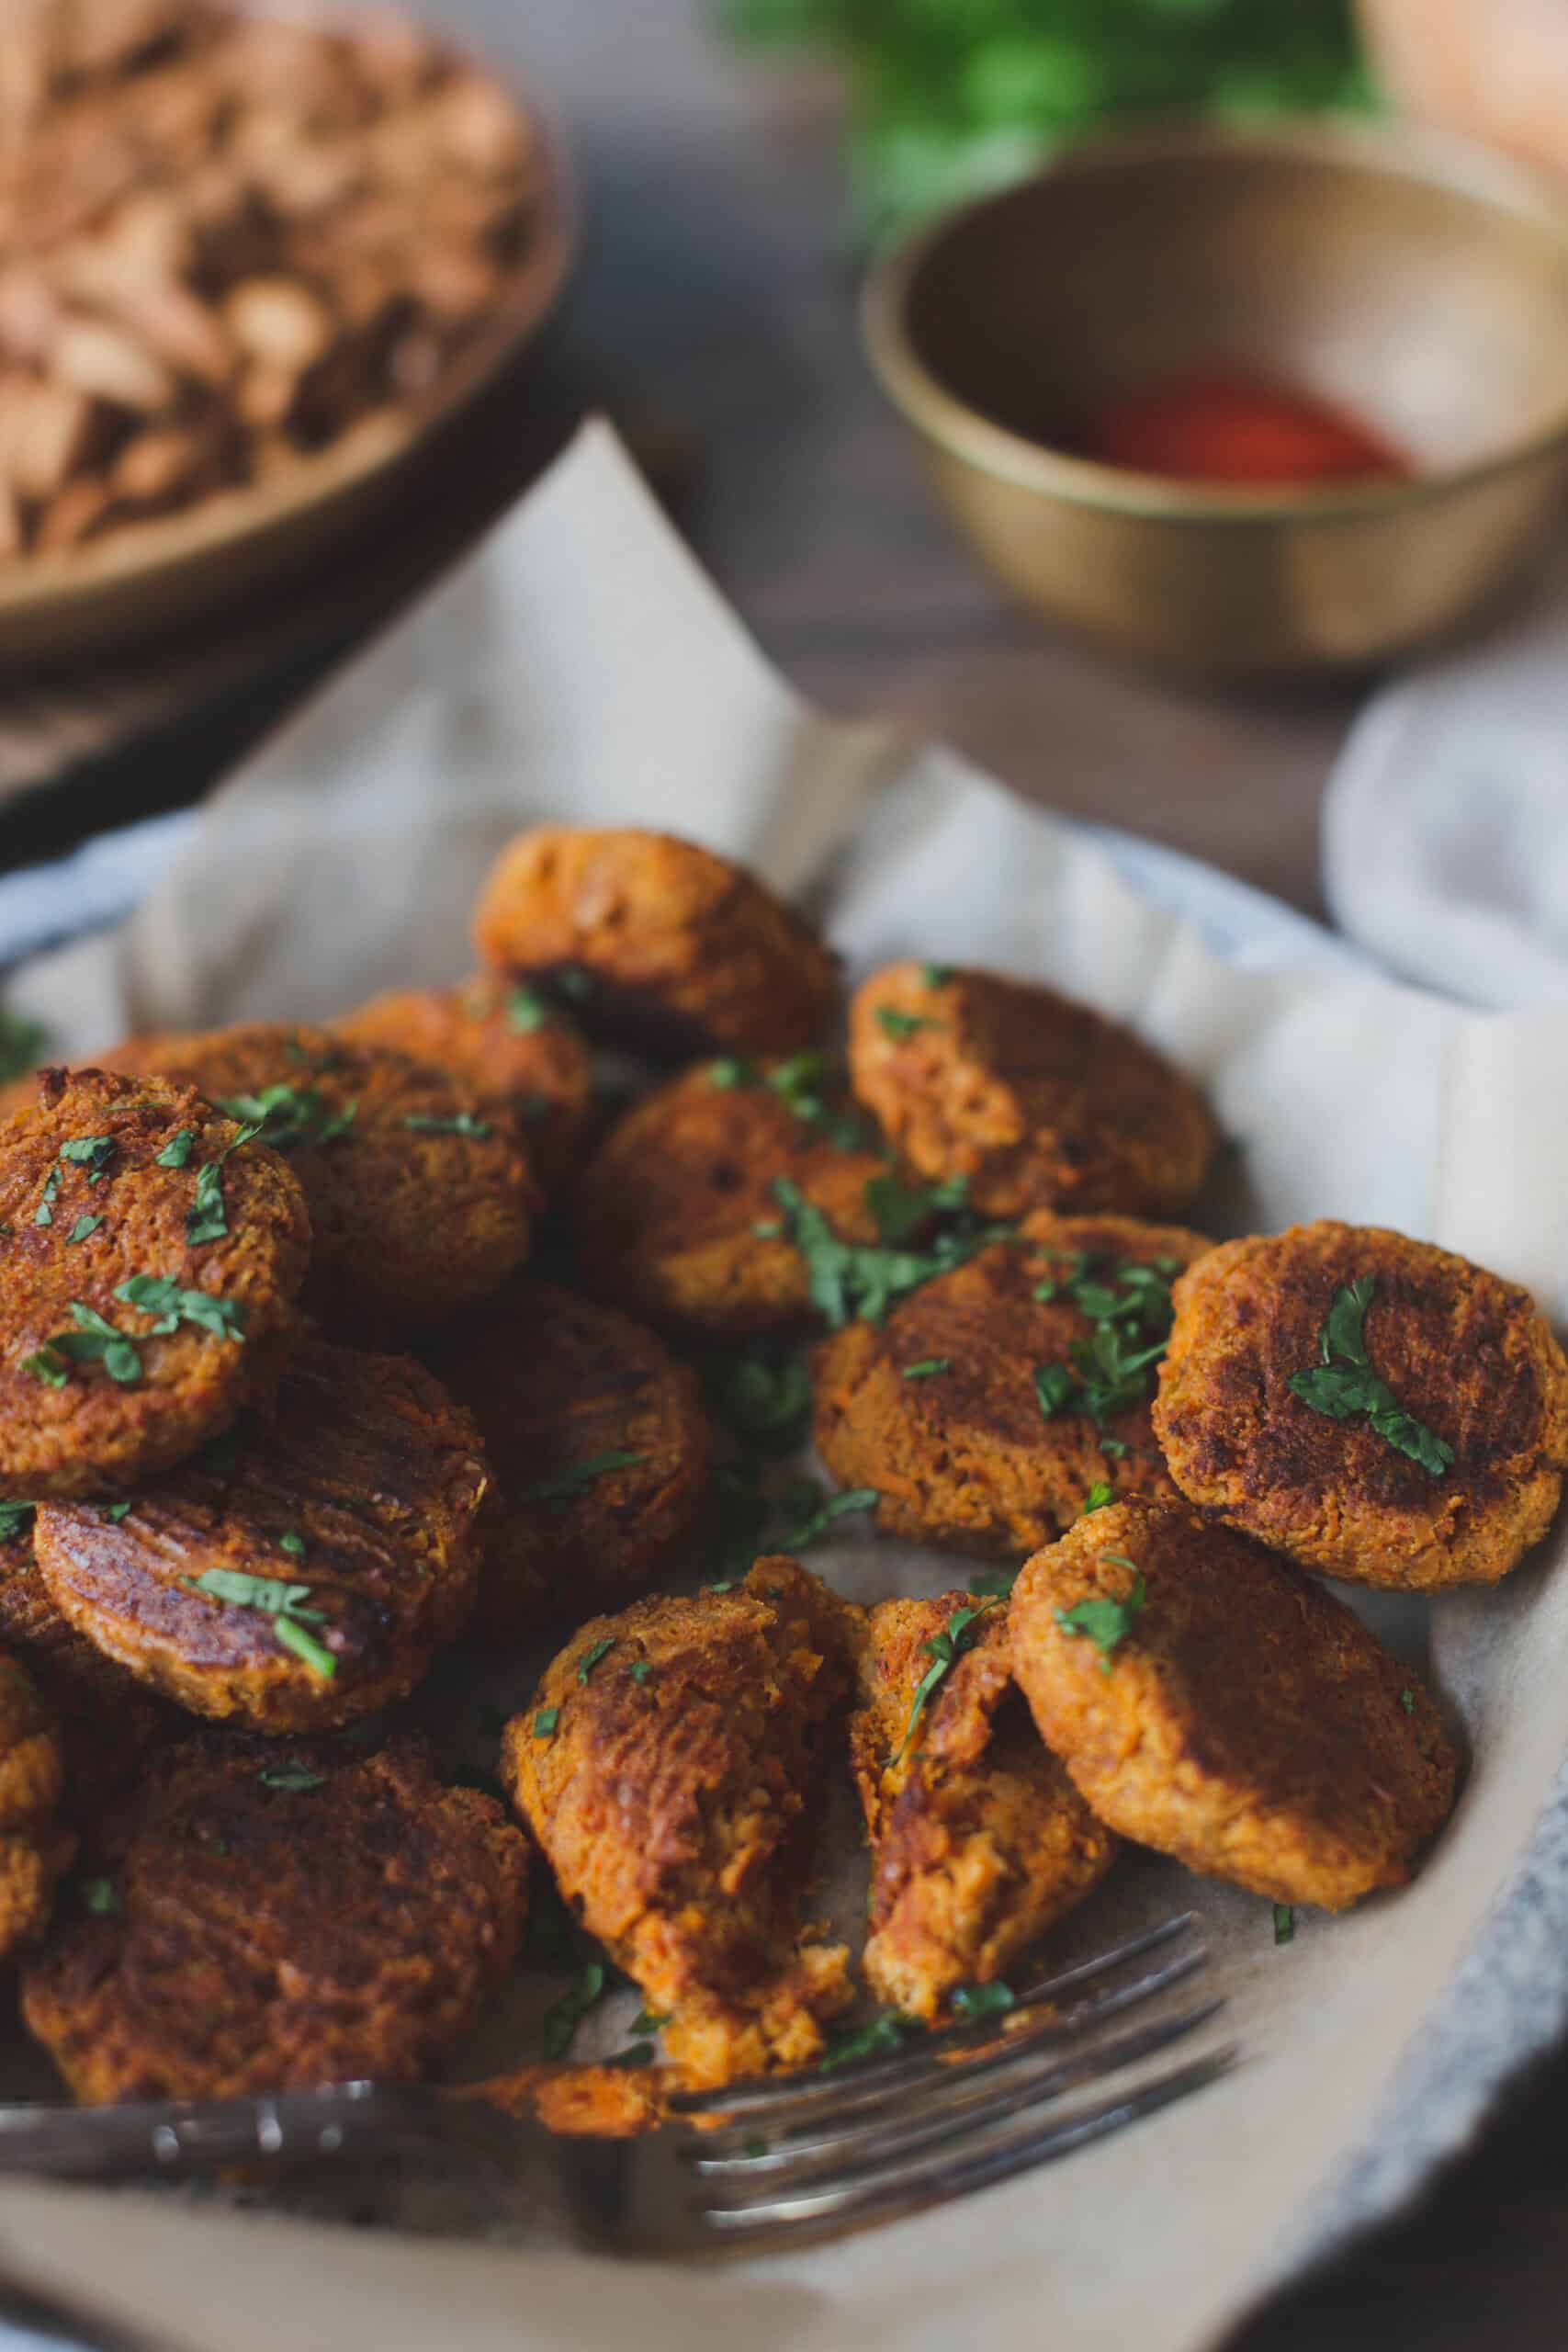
left=35, top=1342, right=488, bottom=1733
left=502, top=1557, right=859, bottom=2088
left=1153, top=1221, right=1568, bottom=1590
left=472, top=826, right=840, bottom=1057
left=461, top=2061, right=673, bottom=2138
left=852, top=1594, right=1116, bottom=2021
left=22, top=1735, right=528, bottom=2104
left=425, top=1280, right=712, bottom=1639
left=139, top=1023, right=536, bottom=1329
left=1010, top=1498, right=1460, bottom=1909
left=0, top=1068, right=310, bottom=1499
left=572, top=1057, right=889, bottom=1340
left=0, top=1532, right=164, bottom=1818
left=813, top=1215, right=1212, bottom=1557
left=334, top=976, right=594, bottom=1196
left=849, top=964, right=1218, bottom=1221
left=0, top=1653, right=73, bottom=1962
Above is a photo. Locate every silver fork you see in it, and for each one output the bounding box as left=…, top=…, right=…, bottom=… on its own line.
left=0, top=1915, right=1233, bottom=2256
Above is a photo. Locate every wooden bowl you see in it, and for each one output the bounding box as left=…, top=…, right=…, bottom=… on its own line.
left=862, top=119, right=1568, bottom=677
left=0, top=101, right=574, bottom=670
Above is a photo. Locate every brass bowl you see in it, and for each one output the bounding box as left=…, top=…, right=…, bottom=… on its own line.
left=862, top=120, right=1568, bottom=676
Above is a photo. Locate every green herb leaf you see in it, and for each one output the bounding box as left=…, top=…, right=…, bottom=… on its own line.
left=875, top=1007, right=933, bottom=1041
left=59, top=1136, right=116, bottom=1184
left=577, top=1636, right=616, bottom=1685
left=773, top=1485, right=879, bottom=1553
left=113, top=1275, right=246, bottom=1344
left=897, top=1599, right=1000, bottom=1760
left=259, top=1764, right=326, bottom=1792
left=156, top=1128, right=195, bottom=1169
left=82, top=1876, right=121, bottom=1917
left=215, top=1084, right=356, bottom=1153
left=864, top=1170, right=968, bottom=1247
left=1274, top=1905, right=1296, bottom=1947
left=0, top=1501, right=36, bottom=1544
left=21, top=1347, right=68, bottom=1387
left=1400, top=1689, right=1416, bottom=1715
left=966, top=1566, right=1017, bottom=1600
left=99, top=1502, right=130, bottom=1523
left=629, top=1660, right=654, bottom=1688
left=400, top=1113, right=492, bottom=1138
left=903, top=1357, right=952, bottom=1381
left=1081, top=1481, right=1114, bottom=1514
left=277, top=1531, right=307, bottom=1561
left=505, top=987, right=553, bottom=1034
left=186, top=1160, right=230, bottom=1247
left=519, top=1449, right=649, bottom=1505
left=541, top=1961, right=608, bottom=2061
left=189, top=1567, right=323, bottom=1618
left=773, top=1175, right=1013, bottom=1329
left=703, top=1351, right=812, bottom=1451
left=920, top=963, right=953, bottom=989
left=951, top=1980, right=1015, bottom=2023
left=534, top=1707, right=561, bottom=1738
left=1288, top=1278, right=1453, bottom=1477
left=1034, top=1362, right=1076, bottom=1419
left=707, top=1057, right=760, bottom=1091
left=66, top=1216, right=101, bottom=1246
left=1055, top=1558, right=1146, bottom=1674
left=271, top=1616, right=337, bottom=1679
left=820, top=2013, right=907, bottom=2072
left=33, top=1166, right=60, bottom=1227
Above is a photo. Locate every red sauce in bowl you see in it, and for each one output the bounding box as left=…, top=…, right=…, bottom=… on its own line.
left=1075, top=372, right=1411, bottom=488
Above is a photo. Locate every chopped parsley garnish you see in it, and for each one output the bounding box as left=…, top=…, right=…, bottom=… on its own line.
left=1274, top=1905, right=1296, bottom=1947
left=820, top=2013, right=907, bottom=2071
left=864, top=1170, right=967, bottom=1246
left=920, top=964, right=953, bottom=989
left=113, top=1276, right=246, bottom=1343
left=903, top=1357, right=951, bottom=1381
left=772, top=1176, right=1012, bottom=1329
left=259, top=1763, right=326, bottom=1792
left=1287, top=1277, right=1454, bottom=1477
left=951, top=1980, right=1015, bottom=2023
left=1030, top=1250, right=1179, bottom=1433
left=186, top=1568, right=335, bottom=1680
left=703, top=1351, right=811, bottom=1452
left=534, top=1707, right=561, bottom=1738
left=541, top=1960, right=609, bottom=2061
left=1055, top=1555, right=1146, bottom=1673
left=708, top=1057, right=759, bottom=1091
left=156, top=1129, right=195, bottom=1169
left=400, top=1113, right=492, bottom=1138
left=1035, top=1363, right=1076, bottom=1418
left=1081, top=1481, right=1115, bottom=1513
left=754, top=1051, right=870, bottom=1149
left=1400, top=1689, right=1416, bottom=1715
left=186, top=1161, right=229, bottom=1246
left=100, top=1502, right=131, bottom=1523
left=773, top=1484, right=878, bottom=1552
left=214, top=1084, right=356, bottom=1153
left=25, top=1302, right=142, bottom=1387
left=520, top=1450, right=648, bottom=1505
left=629, top=1660, right=654, bottom=1688
left=277, top=1531, right=307, bottom=1561
left=966, top=1566, right=1018, bottom=1600
left=577, top=1636, right=616, bottom=1685
left=33, top=1167, right=61, bottom=1227
left=897, top=1600, right=1000, bottom=1760
left=0, top=1502, right=35, bottom=1544
left=875, top=1007, right=933, bottom=1041
left=66, top=1216, right=102, bottom=1246
left=59, top=1136, right=116, bottom=1184
left=82, top=1877, right=121, bottom=1917
left=505, top=987, right=553, bottom=1034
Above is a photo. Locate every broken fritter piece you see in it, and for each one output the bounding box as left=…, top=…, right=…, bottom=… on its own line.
left=851, top=1592, right=1116, bottom=2021
left=502, top=1556, right=859, bottom=2088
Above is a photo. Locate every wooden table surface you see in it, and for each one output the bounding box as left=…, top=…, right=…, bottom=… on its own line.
left=4, top=2, right=1566, bottom=2341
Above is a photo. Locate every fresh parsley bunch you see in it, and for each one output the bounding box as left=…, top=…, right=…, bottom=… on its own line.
left=717, top=0, right=1372, bottom=238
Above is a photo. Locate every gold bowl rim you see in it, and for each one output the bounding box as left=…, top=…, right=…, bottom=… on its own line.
left=862, top=115, right=1568, bottom=523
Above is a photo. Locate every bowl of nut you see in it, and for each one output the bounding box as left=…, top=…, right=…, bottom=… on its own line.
left=0, top=0, right=574, bottom=664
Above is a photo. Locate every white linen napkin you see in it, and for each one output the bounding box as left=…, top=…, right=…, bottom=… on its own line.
left=1323, top=547, right=1568, bottom=1006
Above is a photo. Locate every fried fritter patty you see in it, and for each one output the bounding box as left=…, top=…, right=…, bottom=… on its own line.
left=0, top=1652, right=73, bottom=1962
left=849, top=964, right=1219, bottom=1221
left=502, top=1557, right=859, bottom=2087
left=0, top=1068, right=310, bottom=1499
left=21, top=1735, right=528, bottom=2103
left=425, top=1280, right=713, bottom=1640
left=1010, top=1498, right=1460, bottom=1908
left=573, top=1057, right=890, bottom=1340
left=35, top=1342, right=487, bottom=1733
left=852, top=1593, right=1115, bottom=2021
left=472, top=826, right=840, bottom=1057
left=1153, top=1221, right=1568, bottom=1590
left=813, top=1215, right=1212, bottom=1557
left=0, top=1531, right=164, bottom=1818
left=334, top=976, right=594, bottom=1196
left=137, top=1023, right=536, bottom=1329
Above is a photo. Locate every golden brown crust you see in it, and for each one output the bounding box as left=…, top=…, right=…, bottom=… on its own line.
left=849, top=964, right=1218, bottom=1221
left=502, top=1557, right=859, bottom=2087
left=1153, top=1221, right=1568, bottom=1590
left=35, top=1342, right=487, bottom=1732
left=0, top=1534, right=165, bottom=1818
left=0, top=1652, right=73, bottom=1962
left=138, top=1023, right=536, bottom=1329
left=472, top=826, right=840, bottom=1057
left=21, top=1735, right=528, bottom=2104
left=1010, top=1498, right=1461, bottom=1909
left=852, top=1594, right=1116, bottom=2019
left=424, top=1280, right=713, bottom=1640
left=812, top=1214, right=1212, bottom=1557
left=573, top=1058, right=890, bottom=1340
left=0, top=1068, right=310, bottom=1498
left=333, top=976, right=594, bottom=1196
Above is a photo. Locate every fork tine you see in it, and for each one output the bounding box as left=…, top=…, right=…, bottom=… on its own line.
left=696, top=2048, right=1238, bottom=2245
left=668, top=1912, right=1203, bottom=2120
left=692, top=1996, right=1225, bottom=2191
left=671, top=1935, right=1207, bottom=2129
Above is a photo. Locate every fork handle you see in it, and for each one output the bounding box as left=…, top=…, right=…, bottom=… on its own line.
left=0, top=2082, right=434, bottom=2181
